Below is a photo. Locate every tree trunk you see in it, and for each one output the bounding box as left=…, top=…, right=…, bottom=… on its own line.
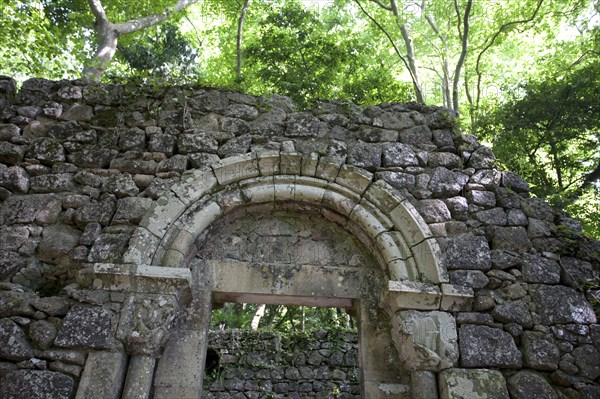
left=82, top=21, right=118, bottom=81
left=251, top=304, right=266, bottom=331
left=236, top=0, right=250, bottom=81
left=83, top=0, right=200, bottom=80
left=399, top=24, right=425, bottom=103
left=452, top=0, right=472, bottom=114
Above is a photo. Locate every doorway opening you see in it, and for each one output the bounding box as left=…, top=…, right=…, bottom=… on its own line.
left=202, top=303, right=361, bottom=398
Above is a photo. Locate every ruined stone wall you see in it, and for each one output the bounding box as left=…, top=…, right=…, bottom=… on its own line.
left=203, top=329, right=359, bottom=398
left=0, top=76, right=599, bottom=398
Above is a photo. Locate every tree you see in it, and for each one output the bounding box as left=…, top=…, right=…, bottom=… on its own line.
left=240, top=1, right=412, bottom=105
left=0, top=1, right=82, bottom=81
left=353, top=0, right=588, bottom=116
left=118, top=23, right=198, bottom=79
left=83, top=0, right=201, bottom=80
left=476, top=58, right=600, bottom=236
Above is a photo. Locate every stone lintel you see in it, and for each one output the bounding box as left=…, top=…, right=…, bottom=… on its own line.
left=206, top=259, right=362, bottom=300
left=93, top=263, right=191, bottom=298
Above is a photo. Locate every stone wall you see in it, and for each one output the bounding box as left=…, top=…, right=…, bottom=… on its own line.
left=0, top=75, right=599, bottom=398
left=203, top=329, right=359, bottom=399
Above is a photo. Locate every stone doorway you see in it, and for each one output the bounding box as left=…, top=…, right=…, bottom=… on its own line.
left=176, top=208, right=409, bottom=397
left=92, top=155, right=465, bottom=399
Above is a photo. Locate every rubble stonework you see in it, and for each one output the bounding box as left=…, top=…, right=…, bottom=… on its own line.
left=203, top=329, right=360, bottom=399
left=0, top=76, right=598, bottom=398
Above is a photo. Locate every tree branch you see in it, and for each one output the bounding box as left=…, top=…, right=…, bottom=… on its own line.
left=114, top=0, right=200, bottom=35
left=475, top=0, right=544, bottom=107
left=452, top=0, right=472, bottom=113
left=236, top=0, right=250, bottom=81
left=83, top=0, right=200, bottom=80
left=368, top=0, right=393, bottom=12
left=354, top=0, right=425, bottom=102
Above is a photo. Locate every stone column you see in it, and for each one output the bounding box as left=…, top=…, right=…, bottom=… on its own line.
left=153, top=290, right=212, bottom=399
left=122, top=355, right=156, bottom=399
left=116, top=292, right=181, bottom=399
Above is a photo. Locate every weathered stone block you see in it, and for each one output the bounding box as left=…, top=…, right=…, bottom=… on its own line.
left=459, top=325, right=522, bottom=368
left=382, top=143, right=419, bottom=167
left=449, top=270, right=489, bottom=289
left=398, top=125, right=432, bottom=145
left=37, top=224, right=80, bottom=264
left=218, top=135, right=252, bottom=158
left=502, top=171, right=529, bottom=192
left=560, top=256, right=594, bottom=288
left=521, top=331, right=559, bottom=371
left=0, top=369, right=75, bottom=399
left=87, top=233, right=130, bottom=263
left=28, top=320, right=58, bottom=350
left=113, top=197, right=153, bottom=224
left=390, top=311, right=458, bottom=372
left=30, top=173, right=75, bottom=193
left=522, top=254, right=560, bottom=284
left=31, top=296, right=71, bottom=317
left=102, top=173, right=139, bottom=198
left=530, top=284, right=596, bottom=325
left=148, top=133, right=175, bottom=155
left=176, top=131, right=219, bottom=154
left=438, top=368, right=509, bottom=399
left=61, top=103, right=93, bottom=121
left=428, top=167, right=468, bottom=197
left=416, top=199, right=451, bottom=223
left=55, top=305, right=114, bottom=350
left=444, top=235, right=491, bottom=271
left=572, top=345, right=600, bottom=380
left=428, top=152, right=461, bottom=168
left=376, top=171, right=416, bottom=190
left=492, top=300, right=533, bottom=328
left=0, top=141, right=25, bottom=165
left=69, top=147, right=116, bottom=168
left=110, top=158, right=158, bottom=175
left=286, top=112, right=319, bottom=137
left=348, top=142, right=381, bottom=170
left=27, top=138, right=65, bottom=165
left=0, top=318, right=34, bottom=361
left=76, top=350, right=127, bottom=399
left=507, top=370, right=557, bottom=399
left=491, top=226, right=532, bottom=252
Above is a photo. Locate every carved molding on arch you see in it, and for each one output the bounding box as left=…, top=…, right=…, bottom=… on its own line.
left=122, top=151, right=453, bottom=292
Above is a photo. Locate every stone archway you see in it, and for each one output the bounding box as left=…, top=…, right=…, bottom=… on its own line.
left=91, top=151, right=472, bottom=398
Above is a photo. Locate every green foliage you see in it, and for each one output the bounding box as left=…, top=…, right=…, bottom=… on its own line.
left=211, top=303, right=355, bottom=332
left=476, top=59, right=600, bottom=236
left=0, top=1, right=84, bottom=81
left=118, top=23, right=198, bottom=80
left=241, top=1, right=411, bottom=105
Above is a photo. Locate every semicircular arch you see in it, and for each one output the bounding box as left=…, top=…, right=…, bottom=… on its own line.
left=123, top=151, right=448, bottom=286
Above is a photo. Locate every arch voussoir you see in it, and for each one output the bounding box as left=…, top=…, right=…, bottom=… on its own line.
left=122, top=151, right=454, bottom=296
